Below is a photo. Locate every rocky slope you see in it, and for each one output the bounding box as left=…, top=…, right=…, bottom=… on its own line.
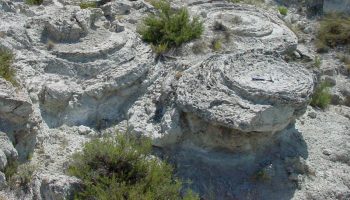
left=0, top=0, right=349, bottom=199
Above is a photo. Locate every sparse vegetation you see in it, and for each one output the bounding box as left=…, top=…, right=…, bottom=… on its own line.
left=5, top=159, right=36, bottom=189
left=0, top=48, right=17, bottom=85
left=8, top=163, right=36, bottom=189
left=192, top=41, right=207, bottom=54
left=337, top=53, right=350, bottom=72
left=4, top=159, right=19, bottom=182
left=316, top=14, right=350, bottom=52
left=79, top=1, right=97, bottom=9
left=46, top=40, right=55, bottom=51
left=68, top=133, right=199, bottom=200
left=25, top=0, right=43, bottom=5
left=211, top=38, right=222, bottom=52
left=138, top=0, right=203, bottom=54
left=278, top=6, right=288, bottom=16
left=313, top=56, right=322, bottom=68
left=253, top=165, right=272, bottom=181
left=310, top=81, right=332, bottom=109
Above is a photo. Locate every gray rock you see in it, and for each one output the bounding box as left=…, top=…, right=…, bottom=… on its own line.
left=324, top=0, right=350, bottom=14
left=176, top=51, right=314, bottom=133
left=296, top=44, right=314, bottom=61
left=0, top=78, right=33, bottom=125
left=100, top=0, right=132, bottom=18
left=0, top=151, right=6, bottom=171
left=0, top=132, right=17, bottom=160
left=37, top=174, right=81, bottom=200
left=179, top=2, right=298, bottom=56
left=0, top=171, right=6, bottom=189
left=308, top=112, right=317, bottom=119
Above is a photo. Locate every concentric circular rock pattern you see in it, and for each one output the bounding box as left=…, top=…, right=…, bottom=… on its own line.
left=184, top=1, right=298, bottom=54
left=176, top=51, right=314, bottom=133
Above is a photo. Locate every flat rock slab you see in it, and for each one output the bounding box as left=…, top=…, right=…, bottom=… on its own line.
left=187, top=2, right=298, bottom=54
left=176, top=51, right=314, bottom=133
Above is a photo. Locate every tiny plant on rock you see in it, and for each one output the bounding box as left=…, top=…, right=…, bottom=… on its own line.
left=278, top=6, right=288, bottom=16
left=25, top=0, right=43, bottom=5
left=313, top=56, right=322, bottom=68
left=138, top=0, right=204, bottom=54
left=79, top=1, right=97, bottom=9
left=310, top=81, right=332, bottom=109
left=0, top=48, right=17, bottom=86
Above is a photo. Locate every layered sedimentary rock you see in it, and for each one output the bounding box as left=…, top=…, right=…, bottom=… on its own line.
left=0, top=78, right=33, bottom=126
left=173, top=0, right=298, bottom=57
left=174, top=51, right=313, bottom=151
left=0, top=4, right=154, bottom=128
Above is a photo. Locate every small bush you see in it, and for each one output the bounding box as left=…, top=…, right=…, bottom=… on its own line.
left=278, top=6, right=288, bottom=16
left=310, top=81, right=332, bottom=109
left=0, top=49, right=17, bottom=85
left=25, top=0, right=43, bottom=5
left=313, top=56, right=322, bottom=68
left=8, top=163, right=36, bottom=189
left=79, top=1, right=97, bottom=9
left=211, top=38, right=222, bottom=52
left=337, top=53, right=350, bottom=72
left=4, top=159, right=19, bottom=181
left=46, top=40, right=55, bottom=51
left=316, top=14, right=350, bottom=52
left=138, top=0, right=203, bottom=54
left=68, top=133, right=199, bottom=200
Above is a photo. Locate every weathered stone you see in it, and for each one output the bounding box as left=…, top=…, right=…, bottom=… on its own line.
left=183, top=2, right=298, bottom=55
left=38, top=174, right=81, bottom=200
left=0, top=78, right=33, bottom=125
left=324, top=0, right=350, bottom=14
left=0, top=132, right=18, bottom=160
left=0, top=171, right=6, bottom=189
left=176, top=51, right=314, bottom=133
left=0, top=150, right=6, bottom=171
left=42, top=7, right=90, bottom=42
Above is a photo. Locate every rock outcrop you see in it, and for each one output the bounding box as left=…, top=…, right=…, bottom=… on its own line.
left=173, top=51, right=313, bottom=151
left=1, top=0, right=348, bottom=199
left=0, top=78, right=32, bottom=126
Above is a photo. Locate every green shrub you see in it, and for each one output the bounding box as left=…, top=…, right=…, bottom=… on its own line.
left=79, top=1, right=97, bottom=9
left=313, top=56, right=322, bottom=68
left=316, top=14, right=350, bottom=52
left=337, top=53, right=350, bottom=72
left=8, top=163, right=36, bottom=189
left=310, top=81, right=332, bottom=109
left=138, top=0, right=203, bottom=54
left=68, top=133, right=199, bottom=200
left=25, top=0, right=43, bottom=5
left=4, top=159, right=19, bottom=181
left=211, top=38, right=222, bottom=52
left=5, top=159, right=36, bottom=189
left=0, top=48, right=17, bottom=85
left=278, top=6, right=288, bottom=16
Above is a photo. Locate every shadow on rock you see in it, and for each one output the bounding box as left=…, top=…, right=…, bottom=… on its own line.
left=157, top=124, right=308, bottom=200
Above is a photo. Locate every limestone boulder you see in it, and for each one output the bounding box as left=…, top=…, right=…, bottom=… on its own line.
left=176, top=50, right=314, bottom=133
left=0, top=78, right=33, bottom=125
left=35, top=174, right=81, bottom=200
left=0, top=131, right=18, bottom=171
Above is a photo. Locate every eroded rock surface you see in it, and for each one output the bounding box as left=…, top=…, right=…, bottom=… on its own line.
left=177, top=51, right=313, bottom=133
left=0, top=78, right=32, bottom=125
left=0, top=0, right=349, bottom=199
